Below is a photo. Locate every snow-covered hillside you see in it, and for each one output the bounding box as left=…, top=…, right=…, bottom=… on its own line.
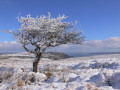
left=0, top=53, right=120, bottom=90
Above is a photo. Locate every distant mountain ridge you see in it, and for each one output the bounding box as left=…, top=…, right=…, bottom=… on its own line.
left=1, top=52, right=120, bottom=58
left=43, top=52, right=71, bottom=60
left=0, top=52, right=71, bottom=60
left=65, top=52, right=120, bottom=57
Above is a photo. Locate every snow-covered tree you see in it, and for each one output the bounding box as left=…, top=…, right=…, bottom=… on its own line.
left=10, top=13, right=85, bottom=72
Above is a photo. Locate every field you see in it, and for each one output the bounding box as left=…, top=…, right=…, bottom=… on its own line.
left=0, top=53, right=120, bottom=90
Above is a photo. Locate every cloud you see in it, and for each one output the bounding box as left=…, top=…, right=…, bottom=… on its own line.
left=84, top=37, right=120, bottom=52
left=0, top=37, right=120, bottom=53
left=4, top=41, right=17, bottom=44
left=86, top=37, right=120, bottom=48
left=0, top=42, right=24, bottom=52
left=52, top=37, right=120, bottom=53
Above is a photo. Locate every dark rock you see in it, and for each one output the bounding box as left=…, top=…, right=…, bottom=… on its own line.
left=0, top=77, right=3, bottom=83
left=22, top=74, right=28, bottom=81
left=30, top=76, right=36, bottom=83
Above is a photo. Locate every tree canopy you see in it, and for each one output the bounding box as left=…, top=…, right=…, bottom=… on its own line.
left=10, top=13, right=85, bottom=72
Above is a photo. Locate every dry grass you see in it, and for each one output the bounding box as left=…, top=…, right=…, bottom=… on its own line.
left=25, top=79, right=32, bottom=85
left=61, top=67, right=71, bottom=73
left=11, top=85, right=18, bottom=90
left=93, top=88, right=99, bottom=90
left=44, top=68, right=53, bottom=80
left=39, top=70, right=43, bottom=73
left=3, top=70, right=13, bottom=80
left=86, top=83, right=99, bottom=90
left=62, top=75, right=67, bottom=83
left=86, top=83, right=92, bottom=90
left=60, top=67, right=72, bottom=83
left=17, top=79, right=25, bottom=87
left=21, top=68, right=25, bottom=72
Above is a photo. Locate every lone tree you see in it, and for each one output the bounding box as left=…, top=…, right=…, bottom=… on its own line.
left=10, top=13, right=85, bottom=72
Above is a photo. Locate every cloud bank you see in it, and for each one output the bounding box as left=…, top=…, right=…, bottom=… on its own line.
left=0, top=41, right=24, bottom=52
left=53, top=37, right=120, bottom=53
left=0, top=37, right=120, bottom=53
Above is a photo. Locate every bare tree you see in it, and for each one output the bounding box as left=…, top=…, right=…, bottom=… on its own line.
left=10, top=13, right=85, bottom=72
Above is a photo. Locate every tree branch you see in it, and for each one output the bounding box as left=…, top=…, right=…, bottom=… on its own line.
left=41, top=47, right=47, bottom=54
left=23, top=44, right=34, bottom=53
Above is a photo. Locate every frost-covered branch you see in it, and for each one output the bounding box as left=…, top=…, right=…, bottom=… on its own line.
left=10, top=13, right=85, bottom=55
left=23, top=44, right=34, bottom=53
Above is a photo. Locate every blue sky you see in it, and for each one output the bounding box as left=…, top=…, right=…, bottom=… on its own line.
left=0, top=0, right=120, bottom=53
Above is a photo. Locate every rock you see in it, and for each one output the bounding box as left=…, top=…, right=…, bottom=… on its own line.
left=22, top=74, right=28, bottom=81
left=0, top=77, right=3, bottom=83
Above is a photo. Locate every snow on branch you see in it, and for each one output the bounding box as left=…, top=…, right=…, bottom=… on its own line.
left=10, top=13, right=85, bottom=54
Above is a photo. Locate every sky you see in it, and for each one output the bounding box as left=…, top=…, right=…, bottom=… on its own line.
left=0, top=0, right=120, bottom=53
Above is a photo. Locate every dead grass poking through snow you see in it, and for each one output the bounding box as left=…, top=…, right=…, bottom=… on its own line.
left=61, top=67, right=72, bottom=83
left=86, top=83, right=92, bottom=90
left=17, top=79, right=25, bottom=87
left=86, top=83, right=99, bottom=90
left=44, top=67, right=53, bottom=80
left=25, top=79, right=32, bottom=85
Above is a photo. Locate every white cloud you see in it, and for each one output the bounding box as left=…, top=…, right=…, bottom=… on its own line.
left=85, top=37, right=120, bottom=50
left=4, top=41, right=8, bottom=43
left=0, top=41, right=24, bottom=52
left=0, top=37, right=120, bottom=53
left=4, top=41, right=17, bottom=44
left=52, top=37, right=120, bottom=53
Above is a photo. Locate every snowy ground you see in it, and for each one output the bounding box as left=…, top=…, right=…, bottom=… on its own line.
left=0, top=53, right=120, bottom=90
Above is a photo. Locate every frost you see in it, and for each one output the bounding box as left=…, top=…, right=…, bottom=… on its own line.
left=1, top=53, right=120, bottom=89
left=10, top=12, right=84, bottom=57
left=10, top=12, right=85, bottom=72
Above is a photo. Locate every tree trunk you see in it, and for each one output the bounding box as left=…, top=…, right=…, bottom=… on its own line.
left=33, top=60, right=39, bottom=72
left=33, top=48, right=46, bottom=72
left=33, top=53, right=41, bottom=72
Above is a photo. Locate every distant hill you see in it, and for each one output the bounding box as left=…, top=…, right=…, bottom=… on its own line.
left=0, top=52, right=71, bottom=60
left=43, top=52, right=71, bottom=60
left=66, top=52, right=120, bottom=57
